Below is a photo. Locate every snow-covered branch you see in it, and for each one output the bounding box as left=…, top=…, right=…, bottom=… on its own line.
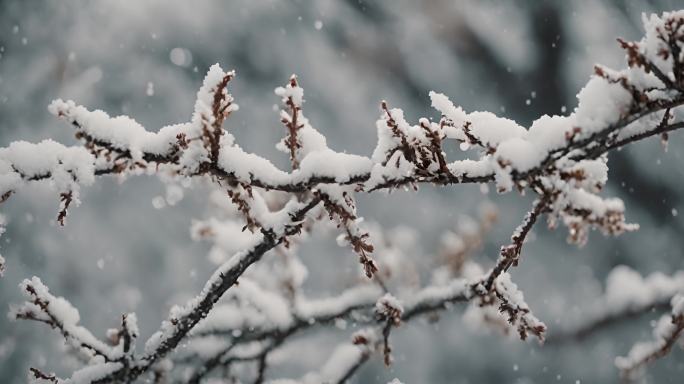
left=10, top=277, right=134, bottom=362
left=550, top=266, right=684, bottom=344
left=266, top=331, right=376, bottom=384
left=616, top=294, right=684, bottom=379
left=4, top=9, right=684, bottom=384
left=541, top=266, right=684, bottom=378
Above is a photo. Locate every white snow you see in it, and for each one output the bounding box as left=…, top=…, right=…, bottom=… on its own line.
left=0, top=139, right=95, bottom=199
left=169, top=47, right=192, bottom=67
left=574, top=77, right=632, bottom=133
left=296, top=285, right=382, bottom=320
left=4, top=11, right=684, bottom=381
left=12, top=277, right=120, bottom=361
left=603, top=266, right=684, bottom=314
left=63, top=362, right=124, bottom=384
left=615, top=293, right=684, bottom=374
left=467, top=111, right=527, bottom=147
left=495, top=137, right=544, bottom=172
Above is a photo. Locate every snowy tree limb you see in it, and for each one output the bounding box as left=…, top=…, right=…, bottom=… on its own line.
left=616, top=295, right=684, bottom=380
left=5, top=9, right=684, bottom=384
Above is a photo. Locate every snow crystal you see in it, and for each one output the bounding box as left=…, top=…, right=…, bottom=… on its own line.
left=152, top=196, right=166, bottom=209
left=165, top=185, right=183, bottom=206
left=169, top=47, right=192, bottom=67
left=146, top=82, right=154, bottom=96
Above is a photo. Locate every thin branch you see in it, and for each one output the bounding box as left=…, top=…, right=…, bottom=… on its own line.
left=617, top=312, right=684, bottom=379
left=29, top=368, right=60, bottom=384
left=483, top=195, right=550, bottom=292
left=604, top=122, right=684, bottom=153
left=5, top=11, right=684, bottom=384
left=91, top=198, right=321, bottom=383
left=547, top=300, right=671, bottom=344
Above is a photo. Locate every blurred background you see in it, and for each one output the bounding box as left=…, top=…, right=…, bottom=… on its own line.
left=1, top=0, right=684, bottom=383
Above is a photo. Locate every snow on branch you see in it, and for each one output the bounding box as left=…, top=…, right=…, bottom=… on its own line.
left=132, top=197, right=322, bottom=380
left=181, top=265, right=541, bottom=382
left=0, top=140, right=94, bottom=226
left=4, top=9, right=684, bottom=384
left=10, top=277, right=137, bottom=384
left=550, top=266, right=684, bottom=343
left=543, top=266, right=684, bottom=378
left=615, top=294, right=684, bottom=379
left=10, top=277, right=119, bottom=361
left=265, top=331, right=375, bottom=384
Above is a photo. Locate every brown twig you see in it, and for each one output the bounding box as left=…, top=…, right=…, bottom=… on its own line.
left=483, top=195, right=550, bottom=292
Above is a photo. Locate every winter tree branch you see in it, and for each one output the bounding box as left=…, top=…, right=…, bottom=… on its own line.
left=4, top=9, right=684, bottom=384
